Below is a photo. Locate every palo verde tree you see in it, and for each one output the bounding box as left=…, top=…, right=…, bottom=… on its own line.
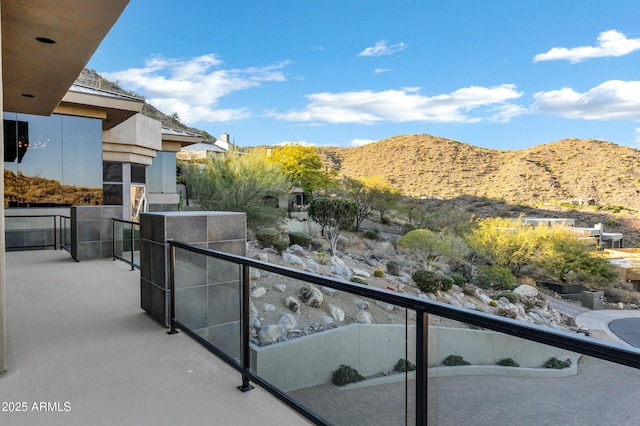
left=465, top=217, right=542, bottom=275
left=534, top=226, right=619, bottom=286
left=259, top=143, right=333, bottom=196
left=398, top=229, right=468, bottom=271
left=343, top=176, right=400, bottom=231
left=180, top=152, right=291, bottom=230
left=308, top=197, right=357, bottom=255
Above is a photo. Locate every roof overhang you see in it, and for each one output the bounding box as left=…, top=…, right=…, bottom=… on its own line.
left=56, top=87, right=143, bottom=130
left=2, top=0, right=130, bottom=116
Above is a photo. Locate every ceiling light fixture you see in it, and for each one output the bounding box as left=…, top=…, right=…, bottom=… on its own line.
left=35, top=37, right=55, bottom=44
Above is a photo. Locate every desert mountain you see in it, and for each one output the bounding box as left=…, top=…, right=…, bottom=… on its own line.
left=320, top=134, right=640, bottom=211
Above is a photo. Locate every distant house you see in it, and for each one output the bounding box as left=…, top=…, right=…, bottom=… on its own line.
left=521, top=217, right=623, bottom=249
left=603, top=248, right=640, bottom=289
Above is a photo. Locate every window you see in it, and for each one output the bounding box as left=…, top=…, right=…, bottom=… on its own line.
left=3, top=113, right=102, bottom=207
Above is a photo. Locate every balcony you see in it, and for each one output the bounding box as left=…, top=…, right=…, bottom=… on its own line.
left=5, top=241, right=640, bottom=425
left=0, top=250, right=309, bottom=425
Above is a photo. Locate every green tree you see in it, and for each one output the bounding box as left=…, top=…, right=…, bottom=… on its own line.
left=261, top=143, right=333, bottom=195
left=534, top=227, right=619, bottom=286
left=180, top=152, right=291, bottom=230
left=466, top=217, right=541, bottom=274
left=308, top=197, right=357, bottom=255
left=343, top=176, right=400, bottom=231
left=399, top=229, right=466, bottom=270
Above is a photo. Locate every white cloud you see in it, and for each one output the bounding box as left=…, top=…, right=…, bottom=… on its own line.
left=269, top=85, right=523, bottom=124
left=532, top=80, right=640, bottom=120
left=534, top=30, right=640, bottom=63
left=351, top=138, right=377, bottom=146
left=102, top=54, right=290, bottom=123
left=374, top=68, right=389, bottom=74
left=488, top=104, right=528, bottom=123
left=358, top=40, right=406, bottom=57
left=634, top=129, right=640, bottom=146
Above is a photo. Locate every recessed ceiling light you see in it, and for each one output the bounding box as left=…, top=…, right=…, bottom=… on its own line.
left=35, top=37, right=55, bottom=44
left=21, top=94, right=35, bottom=98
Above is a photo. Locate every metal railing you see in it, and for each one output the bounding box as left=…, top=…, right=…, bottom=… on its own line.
left=167, top=240, right=640, bottom=425
left=112, top=218, right=140, bottom=270
left=5, top=214, right=59, bottom=250
left=59, top=215, right=71, bottom=252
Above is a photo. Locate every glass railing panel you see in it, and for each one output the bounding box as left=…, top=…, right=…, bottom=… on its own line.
left=5, top=215, right=56, bottom=249
left=113, top=220, right=125, bottom=260
left=426, top=314, right=640, bottom=425
left=247, top=268, right=411, bottom=425
left=60, top=216, right=71, bottom=251
left=173, top=246, right=242, bottom=365
left=132, top=223, right=140, bottom=268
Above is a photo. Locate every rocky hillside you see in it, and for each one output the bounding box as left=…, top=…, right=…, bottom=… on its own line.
left=321, top=135, right=640, bottom=212
left=75, top=69, right=216, bottom=141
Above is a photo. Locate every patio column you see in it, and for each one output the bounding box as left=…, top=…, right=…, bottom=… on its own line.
left=139, top=211, right=247, bottom=327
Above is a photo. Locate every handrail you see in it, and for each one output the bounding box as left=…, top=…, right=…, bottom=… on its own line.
left=167, top=239, right=640, bottom=425
left=112, top=218, right=140, bottom=270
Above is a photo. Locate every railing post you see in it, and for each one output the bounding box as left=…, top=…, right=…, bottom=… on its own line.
left=53, top=215, right=58, bottom=250
left=112, top=219, right=116, bottom=261
left=130, top=222, right=135, bottom=271
left=238, top=263, right=254, bottom=392
left=167, top=242, right=179, bottom=335
left=416, top=309, right=428, bottom=425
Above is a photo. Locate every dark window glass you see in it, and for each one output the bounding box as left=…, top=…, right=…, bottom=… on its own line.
left=131, top=164, right=146, bottom=184
left=103, top=162, right=123, bottom=182
left=4, top=119, right=17, bottom=163
left=103, top=184, right=123, bottom=205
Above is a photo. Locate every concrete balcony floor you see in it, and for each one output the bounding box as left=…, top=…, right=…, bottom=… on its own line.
left=1, top=250, right=309, bottom=426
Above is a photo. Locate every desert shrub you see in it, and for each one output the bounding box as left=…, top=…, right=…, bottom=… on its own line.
left=273, top=239, right=289, bottom=255
left=255, top=228, right=280, bottom=248
left=350, top=277, right=369, bottom=285
left=374, top=268, right=385, bottom=278
left=497, top=358, right=520, bottom=367
left=443, top=355, right=470, bottom=366
left=613, top=281, right=635, bottom=292
left=474, top=265, right=517, bottom=290
left=316, top=251, right=328, bottom=265
left=449, top=272, right=467, bottom=286
left=604, top=287, right=638, bottom=304
left=386, top=261, right=401, bottom=276
left=363, top=229, right=380, bottom=240
left=310, top=238, right=324, bottom=251
left=497, top=308, right=517, bottom=319
left=462, top=284, right=477, bottom=296
left=393, top=358, right=417, bottom=372
left=412, top=270, right=443, bottom=293
left=543, top=357, right=571, bottom=369
left=332, top=365, right=365, bottom=386
left=495, top=292, right=520, bottom=304
left=440, top=275, right=454, bottom=292
left=522, top=298, right=536, bottom=311
left=289, top=232, right=313, bottom=248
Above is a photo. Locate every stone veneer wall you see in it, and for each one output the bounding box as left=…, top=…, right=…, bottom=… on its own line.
left=71, top=206, right=123, bottom=261
left=139, top=211, right=247, bottom=345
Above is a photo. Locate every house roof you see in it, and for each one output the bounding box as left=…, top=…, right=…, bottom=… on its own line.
left=2, top=0, right=130, bottom=116
left=56, top=83, right=144, bottom=130
left=181, top=142, right=227, bottom=153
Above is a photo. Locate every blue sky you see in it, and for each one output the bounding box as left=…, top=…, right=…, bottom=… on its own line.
left=87, top=0, right=640, bottom=150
